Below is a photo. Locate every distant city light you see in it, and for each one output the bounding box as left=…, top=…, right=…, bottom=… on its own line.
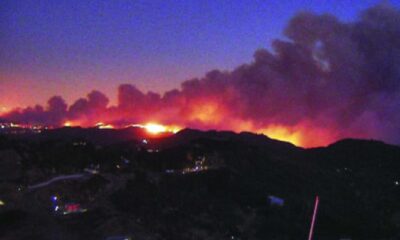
left=10, top=123, right=20, bottom=128
left=0, top=200, right=5, bottom=206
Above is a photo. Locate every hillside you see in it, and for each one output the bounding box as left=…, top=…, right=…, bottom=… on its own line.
left=0, top=128, right=399, bottom=239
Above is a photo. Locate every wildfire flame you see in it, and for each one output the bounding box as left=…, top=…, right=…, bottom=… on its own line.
left=258, top=125, right=302, bottom=146
left=62, top=118, right=328, bottom=147
left=63, top=121, right=73, bottom=127
left=131, top=123, right=182, bottom=135
left=63, top=120, right=84, bottom=128
left=95, top=122, right=114, bottom=129
left=144, top=123, right=167, bottom=134
left=17, top=108, right=335, bottom=147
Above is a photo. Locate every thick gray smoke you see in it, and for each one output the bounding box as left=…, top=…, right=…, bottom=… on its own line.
left=2, top=4, right=400, bottom=146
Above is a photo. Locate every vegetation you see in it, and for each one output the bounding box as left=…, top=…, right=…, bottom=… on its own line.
left=0, top=128, right=399, bottom=239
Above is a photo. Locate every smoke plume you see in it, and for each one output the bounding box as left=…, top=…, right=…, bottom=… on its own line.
left=3, top=5, right=400, bottom=147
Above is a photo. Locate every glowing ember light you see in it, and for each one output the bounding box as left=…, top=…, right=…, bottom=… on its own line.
left=63, top=121, right=73, bottom=127
left=95, top=122, right=114, bottom=129
left=131, top=123, right=181, bottom=135
left=99, top=124, right=114, bottom=129
left=144, top=123, right=167, bottom=134
left=10, top=123, right=20, bottom=128
left=63, top=120, right=82, bottom=128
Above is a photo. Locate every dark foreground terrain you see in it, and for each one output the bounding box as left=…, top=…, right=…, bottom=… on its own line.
left=0, top=127, right=400, bottom=240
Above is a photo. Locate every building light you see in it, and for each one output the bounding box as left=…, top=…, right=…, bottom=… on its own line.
left=0, top=200, right=5, bottom=206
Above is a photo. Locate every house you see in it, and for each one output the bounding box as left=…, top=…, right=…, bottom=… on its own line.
left=52, top=197, right=87, bottom=215
left=105, top=236, right=132, bottom=240
left=62, top=203, right=87, bottom=215
left=84, top=164, right=100, bottom=174
left=268, top=195, right=285, bottom=207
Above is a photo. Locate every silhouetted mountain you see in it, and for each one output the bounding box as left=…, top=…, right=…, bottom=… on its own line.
left=7, top=126, right=175, bottom=145
left=159, top=128, right=299, bottom=151
left=0, top=128, right=399, bottom=240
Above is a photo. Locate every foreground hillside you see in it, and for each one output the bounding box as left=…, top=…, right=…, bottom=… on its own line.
left=0, top=128, right=399, bottom=240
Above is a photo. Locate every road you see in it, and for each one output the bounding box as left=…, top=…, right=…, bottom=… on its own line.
left=27, top=173, right=87, bottom=190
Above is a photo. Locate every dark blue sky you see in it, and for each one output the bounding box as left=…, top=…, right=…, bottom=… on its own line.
left=1, top=0, right=399, bottom=108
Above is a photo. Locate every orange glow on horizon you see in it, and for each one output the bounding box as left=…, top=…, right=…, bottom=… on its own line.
left=253, top=123, right=336, bottom=148
left=95, top=122, right=114, bottom=129
left=0, top=107, right=9, bottom=114
left=9, top=103, right=335, bottom=148
left=63, top=121, right=81, bottom=127
left=63, top=121, right=73, bottom=127
left=258, top=125, right=303, bottom=146
left=220, top=119, right=335, bottom=147
left=144, top=123, right=167, bottom=134
left=9, top=116, right=334, bottom=147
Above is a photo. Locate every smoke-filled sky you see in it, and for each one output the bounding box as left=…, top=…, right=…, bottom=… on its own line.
left=2, top=1, right=400, bottom=147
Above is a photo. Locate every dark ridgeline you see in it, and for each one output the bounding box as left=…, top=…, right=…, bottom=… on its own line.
left=0, top=127, right=399, bottom=240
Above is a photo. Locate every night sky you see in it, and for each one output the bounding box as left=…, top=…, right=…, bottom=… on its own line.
left=2, top=0, right=399, bottom=109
